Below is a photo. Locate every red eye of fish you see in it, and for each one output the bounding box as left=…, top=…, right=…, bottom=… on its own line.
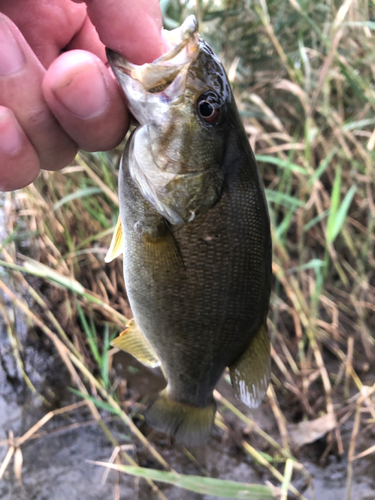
left=197, top=97, right=220, bottom=124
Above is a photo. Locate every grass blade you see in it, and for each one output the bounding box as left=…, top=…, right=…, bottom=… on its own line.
left=53, top=187, right=103, bottom=211
left=90, top=463, right=277, bottom=499
left=76, top=303, right=101, bottom=365
left=308, top=148, right=338, bottom=186
left=255, top=155, right=308, bottom=175
left=288, top=259, right=325, bottom=273
left=326, top=166, right=342, bottom=244
left=327, top=167, right=356, bottom=244
left=23, top=258, right=85, bottom=294
left=330, top=184, right=357, bottom=242
left=69, top=389, right=122, bottom=416
left=265, top=189, right=304, bottom=209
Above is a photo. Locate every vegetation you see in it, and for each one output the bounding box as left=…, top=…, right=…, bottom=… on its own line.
left=1, top=0, right=375, bottom=498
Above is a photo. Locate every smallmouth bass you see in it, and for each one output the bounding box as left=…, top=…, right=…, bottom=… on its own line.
left=105, top=16, right=272, bottom=445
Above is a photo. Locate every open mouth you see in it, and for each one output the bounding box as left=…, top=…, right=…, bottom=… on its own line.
left=106, top=15, right=200, bottom=94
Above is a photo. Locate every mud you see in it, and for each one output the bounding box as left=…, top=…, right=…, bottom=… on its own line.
left=1, top=331, right=375, bottom=500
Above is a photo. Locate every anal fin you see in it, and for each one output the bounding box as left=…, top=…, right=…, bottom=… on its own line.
left=111, top=319, right=161, bottom=368
left=229, top=321, right=270, bottom=409
left=105, top=217, right=123, bottom=263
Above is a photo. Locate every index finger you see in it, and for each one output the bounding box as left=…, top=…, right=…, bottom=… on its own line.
left=72, top=0, right=164, bottom=64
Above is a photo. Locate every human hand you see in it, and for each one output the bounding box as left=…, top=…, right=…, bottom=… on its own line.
left=0, top=0, right=164, bottom=191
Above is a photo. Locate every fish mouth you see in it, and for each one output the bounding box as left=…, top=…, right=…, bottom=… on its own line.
left=106, top=15, right=199, bottom=95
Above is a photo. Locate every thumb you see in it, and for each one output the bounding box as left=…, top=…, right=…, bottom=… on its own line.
left=71, top=0, right=164, bottom=64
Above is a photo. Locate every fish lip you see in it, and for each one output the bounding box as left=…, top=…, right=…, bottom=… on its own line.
left=106, top=15, right=200, bottom=94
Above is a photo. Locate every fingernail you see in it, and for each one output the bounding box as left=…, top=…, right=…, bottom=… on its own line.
left=0, top=108, right=22, bottom=155
left=0, top=19, right=25, bottom=76
left=52, top=61, right=109, bottom=119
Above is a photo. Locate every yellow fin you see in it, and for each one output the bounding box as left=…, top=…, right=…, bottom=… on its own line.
left=229, top=321, right=270, bottom=409
left=105, top=217, right=123, bottom=263
left=145, top=389, right=216, bottom=445
left=111, top=319, right=161, bottom=368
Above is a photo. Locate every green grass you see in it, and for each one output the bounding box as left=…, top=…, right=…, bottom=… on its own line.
left=91, top=463, right=277, bottom=499
left=1, top=1, right=375, bottom=499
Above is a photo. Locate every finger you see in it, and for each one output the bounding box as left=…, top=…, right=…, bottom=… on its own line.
left=0, top=107, right=40, bottom=191
left=0, top=14, right=78, bottom=171
left=72, top=0, right=164, bottom=63
left=65, top=15, right=107, bottom=63
left=0, top=0, right=87, bottom=68
left=43, top=50, right=129, bottom=152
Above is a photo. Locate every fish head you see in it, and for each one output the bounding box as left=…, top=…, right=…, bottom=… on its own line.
left=107, top=15, right=234, bottom=224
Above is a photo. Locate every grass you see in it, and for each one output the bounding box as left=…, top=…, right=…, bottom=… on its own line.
left=1, top=0, right=375, bottom=498
left=89, top=462, right=278, bottom=499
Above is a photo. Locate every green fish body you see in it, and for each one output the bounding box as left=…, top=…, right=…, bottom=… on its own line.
left=106, top=16, right=272, bottom=445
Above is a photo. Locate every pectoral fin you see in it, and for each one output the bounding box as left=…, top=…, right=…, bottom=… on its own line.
left=229, top=321, right=270, bottom=408
left=105, top=217, right=123, bottom=263
left=111, top=319, right=161, bottom=368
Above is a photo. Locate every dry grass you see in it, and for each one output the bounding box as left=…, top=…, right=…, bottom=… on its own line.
left=1, top=0, right=375, bottom=498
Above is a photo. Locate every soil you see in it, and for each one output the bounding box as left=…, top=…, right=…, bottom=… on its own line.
left=1, top=328, right=375, bottom=500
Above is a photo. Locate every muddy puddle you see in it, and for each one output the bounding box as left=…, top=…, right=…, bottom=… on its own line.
left=1, top=324, right=375, bottom=500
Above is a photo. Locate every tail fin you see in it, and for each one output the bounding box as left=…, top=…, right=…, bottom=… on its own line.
left=145, top=390, right=216, bottom=446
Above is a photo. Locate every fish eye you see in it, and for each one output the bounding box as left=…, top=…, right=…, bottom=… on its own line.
left=197, top=94, right=221, bottom=124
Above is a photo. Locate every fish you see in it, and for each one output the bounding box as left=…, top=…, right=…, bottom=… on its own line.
left=105, top=15, right=272, bottom=446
